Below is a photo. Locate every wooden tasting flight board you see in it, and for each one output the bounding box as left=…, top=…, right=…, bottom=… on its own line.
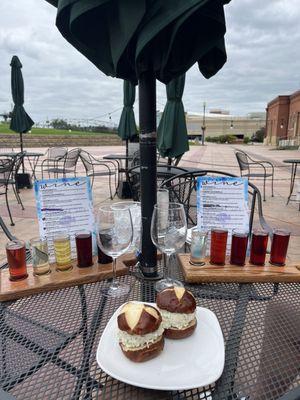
left=177, top=254, right=300, bottom=283
left=0, top=255, right=135, bottom=302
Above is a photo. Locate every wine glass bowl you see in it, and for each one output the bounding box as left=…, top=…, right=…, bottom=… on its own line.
left=97, top=204, right=133, bottom=297
left=151, top=202, right=187, bottom=292
left=111, top=201, right=141, bottom=254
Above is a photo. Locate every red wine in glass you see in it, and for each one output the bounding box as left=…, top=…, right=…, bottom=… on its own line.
left=249, top=230, right=268, bottom=266
left=97, top=231, right=113, bottom=264
left=270, top=229, right=290, bottom=266
left=75, top=232, right=93, bottom=268
left=230, top=230, right=248, bottom=266
left=6, top=240, right=28, bottom=281
left=210, top=229, right=228, bottom=265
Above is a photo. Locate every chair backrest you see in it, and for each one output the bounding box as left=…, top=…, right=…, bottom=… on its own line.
left=48, top=147, right=68, bottom=160
left=128, top=143, right=140, bottom=168
left=160, top=170, right=271, bottom=235
left=0, top=158, right=13, bottom=183
left=235, top=151, right=250, bottom=172
left=126, top=164, right=189, bottom=202
left=64, top=148, right=80, bottom=169
left=79, top=150, right=93, bottom=172
left=131, top=151, right=140, bottom=168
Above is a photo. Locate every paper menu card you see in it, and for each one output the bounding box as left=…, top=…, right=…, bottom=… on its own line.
left=34, top=177, right=95, bottom=261
left=197, top=177, right=249, bottom=253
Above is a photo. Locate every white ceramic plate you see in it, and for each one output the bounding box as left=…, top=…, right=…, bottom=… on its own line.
left=96, top=302, right=225, bottom=391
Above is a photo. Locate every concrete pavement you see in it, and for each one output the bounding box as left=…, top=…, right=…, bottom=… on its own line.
left=1, top=143, right=299, bottom=263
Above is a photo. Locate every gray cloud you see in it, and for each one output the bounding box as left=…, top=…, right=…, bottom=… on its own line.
left=0, top=0, right=299, bottom=124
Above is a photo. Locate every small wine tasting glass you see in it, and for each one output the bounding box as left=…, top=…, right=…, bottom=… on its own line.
left=97, top=204, right=133, bottom=297
left=6, top=239, right=28, bottom=281
left=53, top=233, right=73, bottom=271
left=30, top=238, right=51, bottom=275
left=151, top=202, right=187, bottom=292
left=270, top=228, right=290, bottom=266
left=210, top=229, right=228, bottom=265
left=230, top=229, right=249, bottom=266
left=249, top=229, right=268, bottom=266
left=190, top=230, right=208, bottom=266
left=75, top=231, right=93, bottom=268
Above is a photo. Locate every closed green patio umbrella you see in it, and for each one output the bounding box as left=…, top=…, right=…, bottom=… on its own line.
left=10, top=56, right=34, bottom=171
left=157, top=74, right=189, bottom=159
left=118, top=80, right=138, bottom=141
left=46, top=0, right=230, bottom=277
left=118, top=80, right=138, bottom=198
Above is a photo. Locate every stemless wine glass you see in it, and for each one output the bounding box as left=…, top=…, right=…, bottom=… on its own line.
left=151, top=202, right=187, bottom=292
left=97, top=204, right=133, bottom=297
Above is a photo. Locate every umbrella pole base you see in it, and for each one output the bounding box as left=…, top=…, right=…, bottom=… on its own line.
left=134, top=265, right=164, bottom=282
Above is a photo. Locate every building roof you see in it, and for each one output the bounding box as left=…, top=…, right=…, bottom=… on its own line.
left=267, top=89, right=300, bottom=107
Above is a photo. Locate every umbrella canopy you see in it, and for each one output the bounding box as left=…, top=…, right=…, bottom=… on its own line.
left=46, top=0, right=229, bottom=84
left=157, top=74, right=189, bottom=159
left=46, top=0, right=231, bottom=277
left=118, top=80, right=138, bottom=140
left=10, top=56, right=34, bottom=137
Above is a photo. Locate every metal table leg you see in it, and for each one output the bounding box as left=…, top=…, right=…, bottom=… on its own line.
left=286, top=162, right=297, bottom=205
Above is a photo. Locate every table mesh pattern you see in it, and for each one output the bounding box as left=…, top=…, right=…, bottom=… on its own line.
left=0, top=266, right=299, bottom=399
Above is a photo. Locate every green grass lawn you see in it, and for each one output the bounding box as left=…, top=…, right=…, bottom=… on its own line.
left=0, top=123, right=113, bottom=136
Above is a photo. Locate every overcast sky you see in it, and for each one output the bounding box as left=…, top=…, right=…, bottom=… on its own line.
left=0, top=0, right=300, bottom=125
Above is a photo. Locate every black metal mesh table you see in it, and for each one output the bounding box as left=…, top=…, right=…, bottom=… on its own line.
left=0, top=260, right=299, bottom=400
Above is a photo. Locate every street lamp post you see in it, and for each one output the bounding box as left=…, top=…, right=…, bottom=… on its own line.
left=201, top=101, right=206, bottom=146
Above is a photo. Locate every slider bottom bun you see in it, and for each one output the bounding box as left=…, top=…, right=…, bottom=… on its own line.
left=164, top=318, right=197, bottom=339
left=120, top=336, right=164, bottom=362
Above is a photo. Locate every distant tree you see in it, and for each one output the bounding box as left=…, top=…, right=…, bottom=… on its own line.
left=1, top=112, right=11, bottom=123
left=51, top=118, right=70, bottom=130
left=251, top=127, right=266, bottom=143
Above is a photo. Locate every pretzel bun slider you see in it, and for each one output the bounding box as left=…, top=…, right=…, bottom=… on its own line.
left=117, top=302, right=164, bottom=362
left=156, top=287, right=197, bottom=339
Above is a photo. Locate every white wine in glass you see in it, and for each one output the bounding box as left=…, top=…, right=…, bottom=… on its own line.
left=151, top=202, right=187, bottom=292
left=97, top=204, right=133, bottom=297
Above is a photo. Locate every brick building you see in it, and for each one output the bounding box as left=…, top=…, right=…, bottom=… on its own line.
left=265, top=90, right=300, bottom=145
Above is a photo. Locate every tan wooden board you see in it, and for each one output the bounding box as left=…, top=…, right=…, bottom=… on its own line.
left=0, top=255, right=134, bottom=302
left=177, top=254, right=300, bottom=283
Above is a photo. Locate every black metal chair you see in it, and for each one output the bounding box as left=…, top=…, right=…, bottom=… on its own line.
left=40, top=147, right=68, bottom=179
left=160, top=169, right=272, bottom=235
left=127, top=164, right=190, bottom=201
left=0, top=154, right=25, bottom=226
left=235, top=151, right=274, bottom=201
left=79, top=149, right=117, bottom=199
left=41, top=148, right=80, bottom=179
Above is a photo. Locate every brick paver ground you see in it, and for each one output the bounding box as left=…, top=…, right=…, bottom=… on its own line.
left=1, top=143, right=299, bottom=263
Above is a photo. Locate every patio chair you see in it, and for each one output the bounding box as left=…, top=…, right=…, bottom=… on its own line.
left=160, top=169, right=272, bottom=234
left=0, top=154, right=25, bottom=226
left=41, top=148, right=80, bottom=179
left=40, top=147, right=68, bottom=179
left=79, top=149, right=117, bottom=199
left=127, top=164, right=190, bottom=201
left=235, top=151, right=274, bottom=201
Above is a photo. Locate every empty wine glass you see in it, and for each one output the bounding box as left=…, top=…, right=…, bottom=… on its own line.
left=97, top=204, right=133, bottom=297
left=151, top=202, right=187, bottom=292
left=111, top=201, right=141, bottom=254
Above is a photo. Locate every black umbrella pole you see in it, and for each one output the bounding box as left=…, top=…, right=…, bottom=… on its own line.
left=138, top=72, right=158, bottom=278
left=20, top=132, right=25, bottom=173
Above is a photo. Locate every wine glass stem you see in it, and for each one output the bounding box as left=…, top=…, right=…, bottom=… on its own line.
left=166, top=253, right=171, bottom=278
left=112, top=257, right=117, bottom=282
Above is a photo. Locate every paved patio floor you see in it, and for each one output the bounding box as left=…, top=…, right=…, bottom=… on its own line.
left=1, top=143, right=299, bottom=263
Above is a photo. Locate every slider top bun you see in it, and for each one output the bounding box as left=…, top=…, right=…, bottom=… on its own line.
left=156, top=287, right=196, bottom=314
left=117, top=302, right=162, bottom=336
